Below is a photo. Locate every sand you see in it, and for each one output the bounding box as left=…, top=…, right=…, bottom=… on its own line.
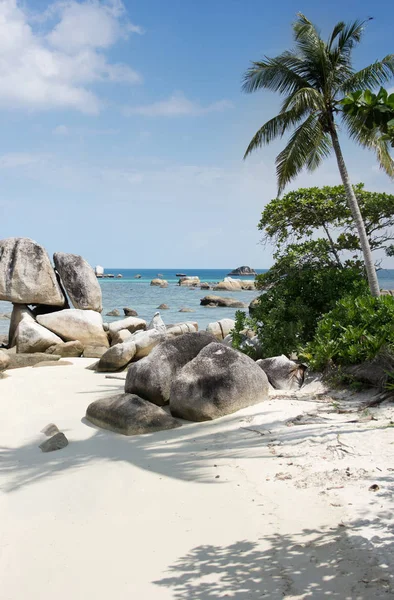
left=0, top=360, right=393, bottom=599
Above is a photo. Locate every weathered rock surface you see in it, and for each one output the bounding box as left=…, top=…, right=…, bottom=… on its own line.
left=179, top=307, right=194, bottom=313
left=148, top=312, right=166, bottom=333
left=110, top=329, right=133, bottom=346
left=256, top=355, right=307, bottom=390
left=5, top=352, right=61, bottom=369
left=53, top=252, right=102, bottom=312
left=227, top=266, right=257, bottom=276
left=0, top=349, right=10, bottom=371
left=0, top=238, right=65, bottom=305
left=123, top=307, right=138, bottom=316
left=97, top=341, right=136, bottom=372
left=200, top=295, right=248, bottom=308
left=206, top=318, right=235, bottom=341
left=45, top=340, right=84, bottom=357
left=170, top=343, right=269, bottom=421
left=200, top=282, right=211, bottom=290
left=125, top=332, right=215, bottom=405
left=15, top=319, right=63, bottom=353
left=106, top=309, right=120, bottom=317
left=157, top=304, right=169, bottom=310
left=37, top=309, right=109, bottom=348
left=108, top=317, right=146, bottom=336
left=41, top=423, right=60, bottom=436
left=83, top=345, right=108, bottom=358
left=213, top=277, right=256, bottom=291
left=179, top=276, right=200, bottom=286
left=132, top=329, right=167, bottom=359
left=167, top=322, right=197, bottom=337
left=9, top=304, right=35, bottom=347
left=39, top=432, right=69, bottom=452
left=86, top=393, right=181, bottom=436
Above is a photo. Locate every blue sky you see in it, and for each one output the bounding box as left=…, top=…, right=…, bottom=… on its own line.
left=0, top=0, right=393, bottom=268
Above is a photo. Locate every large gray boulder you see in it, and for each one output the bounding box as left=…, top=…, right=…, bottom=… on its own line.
left=167, top=322, right=197, bottom=337
left=108, top=317, right=146, bottom=337
left=256, top=355, right=307, bottom=390
left=15, top=318, right=63, bottom=353
left=200, top=295, right=248, bottom=308
left=170, top=343, right=269, bottom=421
left=86, top=393, right=181, bottom=436
left=97, top=341, right=136, bottom=372
left=206, top=318, right=235, bottom=341
left=110, top=329, right=133, bottom=346
left=37, top=309, right=109, bottom=348
left=0, top=349, right=10, bottom=371
left=132, top=329, right=167, bottom=360
left=125, top=332, right=215, bottom=406
left=53, top=252, right=102, bottom=312
left=0, top=238, right=65, bottom=305
left=9, top=304, right=35, bottom=347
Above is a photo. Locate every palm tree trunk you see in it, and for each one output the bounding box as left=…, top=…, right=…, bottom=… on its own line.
left=330, top=127, right=380, bottom=297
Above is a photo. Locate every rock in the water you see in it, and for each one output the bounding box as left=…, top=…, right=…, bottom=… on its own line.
left=227, top=266, right=257, bottom=276
left=132, top=329, right=167, bottom=360
left=179, top=276, right=200, bottom=287
left=151, top=278, right=168, bottom=287
left=86, top=393, right=181, bottom=435
left=41, top=423, right=60, bottom=436
left=157, top=304, right=169, bottom=310
left=206, top=318, right=235, bottom=341
left=106, top=309, right=120, bottom=317
left=108, top=317, right=146, bottom=336
left=148, top=312, right=166, bottom=333
left=213, top=278, right=243, bottom=291
left=200, top=282, right=211, bottom=290
left=110, top=329, right=133, bottom=346
left=123, top=307, right=138, bottom=317
left=53, top=252, right=102, bottom=312
left=0, top=238, right=65, bottom=305
left=39, top=432, right=68, bottom=452
left=45, top=340, right=84, bottom=357
left=15, top=318, right=63, bottom=353
left=200, top=295, right=248, bottom=308
left=179, top=308, right=194, bottom=313
left=256, top=355, right=307, bottom=390
left=97, top=341, right=136, bottom=372
left=37, top=309, right=109, bottom=348
left=83, top=345, right=108, bottom=358
left=4, top=352, right=61, bottom=369
left=170, top=343, right=269, bottom=421
left=125, top=331, right=215, bottom=405
left=0, top=349, right=10, bottom=371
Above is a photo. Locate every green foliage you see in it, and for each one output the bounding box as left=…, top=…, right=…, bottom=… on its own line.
left=258, top=184, right=394, bottom=262
left=243, top=13, right=394, bottom=191
left=341, top=87, right=394, bottom=146
left=231, top=311, right=261, bottom=359
left=304, top=293, right=394, bottom=370
left=250, top=264, right=367, bottom=357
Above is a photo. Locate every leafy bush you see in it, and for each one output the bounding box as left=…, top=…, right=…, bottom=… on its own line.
left=236, top=265, right=367, bottom=358
left=303, top=293, right=394, bottom=370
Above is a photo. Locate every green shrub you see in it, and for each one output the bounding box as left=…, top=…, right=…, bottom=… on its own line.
left=239, top=265, right=367, bottom=358
left=303, top=293, right=394, bottom=370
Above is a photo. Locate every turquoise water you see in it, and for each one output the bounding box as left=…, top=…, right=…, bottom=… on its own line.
left=1, top=268, right=394, bottom=337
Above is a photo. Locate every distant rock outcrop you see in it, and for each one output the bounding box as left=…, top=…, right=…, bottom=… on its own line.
left=227, top=266, right=257, bottom=276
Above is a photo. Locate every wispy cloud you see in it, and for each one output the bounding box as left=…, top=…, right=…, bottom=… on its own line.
left=0, top=0, right=142, bottom=114
left=123, top=92, right=234, bottom=117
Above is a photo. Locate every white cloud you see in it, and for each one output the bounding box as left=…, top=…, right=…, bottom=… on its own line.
left=0, top=0, right=142, bottom=114
left=124, top=92, right=233, bottom=117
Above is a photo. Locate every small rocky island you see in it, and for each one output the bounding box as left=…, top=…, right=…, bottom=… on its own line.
left=227, top=265, right=257, bottom=276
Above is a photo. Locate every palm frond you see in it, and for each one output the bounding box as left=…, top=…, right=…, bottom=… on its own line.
left=328, top=22, right=346, bottom=50
left=342, top=56, right=394, bottom=93
left=306, top=128, right=333, bottom=170
left=244, top=110, right=304, bottom=158
left=281, top=87, right=325, bottom=114
left=275, top=115, right=327, bottom=194
left=335, top=19, right=365, bottom=54
left=375, top=138, right=394, bottom=179
left=242, top=54, right=309, bottom=95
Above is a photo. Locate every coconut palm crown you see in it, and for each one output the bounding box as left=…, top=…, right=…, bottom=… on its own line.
left=243, top=14, right=394, bottom=296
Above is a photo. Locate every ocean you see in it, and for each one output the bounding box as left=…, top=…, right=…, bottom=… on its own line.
left=1, top=267, right=394, bottom=337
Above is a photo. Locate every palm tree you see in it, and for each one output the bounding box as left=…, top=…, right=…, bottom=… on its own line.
left=243, top=14, right=394, bottom=297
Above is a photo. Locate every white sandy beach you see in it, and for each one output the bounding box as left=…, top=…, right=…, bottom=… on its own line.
left=1, top=360, right=393, bottom=599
